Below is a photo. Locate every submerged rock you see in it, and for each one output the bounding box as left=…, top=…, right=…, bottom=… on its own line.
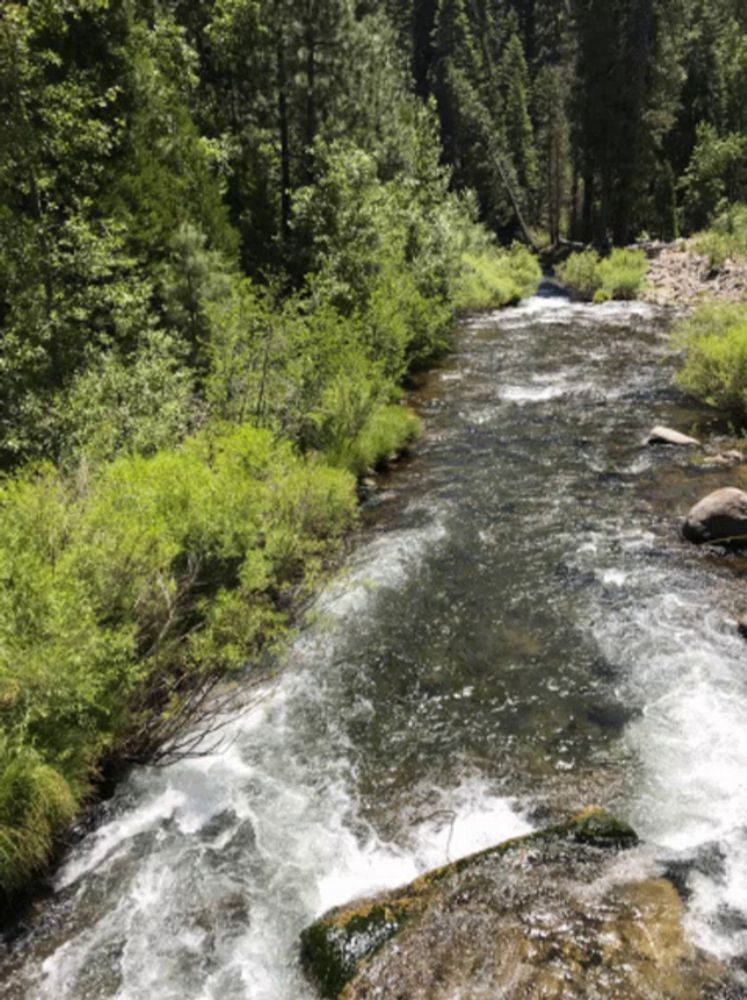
left=300, top=809, right=725, bottom=999
left=646, top=425, right=700, bottom=447
left=682, top=487, right=747, bottom=546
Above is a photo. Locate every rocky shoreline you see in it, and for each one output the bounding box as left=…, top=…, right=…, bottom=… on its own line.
left=641, top=240, right=747, bottom=307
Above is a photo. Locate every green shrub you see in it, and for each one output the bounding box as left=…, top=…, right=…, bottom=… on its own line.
left=56, top=330, right=195, bottom=465
left=597, top=248, right=649, bottom=300
left=675, top=302, right=747, bottom=423
left=558, top=248, right=648, bottom=301
left=0, top=424, right=357, bottom=899
left=454, top=244, right=541, bottom=310
left=556, top=250, right=601, bottom=300
left=693, top=204, right=747, bottom=269
left=505, top=244, right=544, bottom=300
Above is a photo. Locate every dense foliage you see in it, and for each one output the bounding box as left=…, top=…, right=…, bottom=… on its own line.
left=0, top=426, right=356, bottom=893
left=389, top=0, right=747, bottom=246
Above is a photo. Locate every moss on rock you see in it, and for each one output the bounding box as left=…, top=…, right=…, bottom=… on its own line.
left=300, top=808, right=667, bottom=999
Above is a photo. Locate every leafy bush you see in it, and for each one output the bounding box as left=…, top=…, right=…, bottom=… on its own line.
left=557, top=250, right=602, bottom=300
left=675, top=303, right=747, bottom=423
left=693, top=204, right=747, bottom=269
left=558, top=248, right=648, bottom=301
left=454, top=245, right=541, bottom=310
left=0, top=425, right=356, bottom=901
left=56, top=330, right=196, bottom=465
left=596, top=249, right=649, bottom=300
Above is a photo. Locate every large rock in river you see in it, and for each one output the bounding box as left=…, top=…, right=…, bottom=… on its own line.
left=682, top=487, right=747, bottom=546
left=300, top=808, right=726, bottom=999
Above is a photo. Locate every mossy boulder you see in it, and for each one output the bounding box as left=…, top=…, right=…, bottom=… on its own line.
left=300, top=808, right=726, bottom=1000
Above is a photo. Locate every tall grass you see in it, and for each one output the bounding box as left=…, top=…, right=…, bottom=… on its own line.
left=325, top=404, right=422, bottom=477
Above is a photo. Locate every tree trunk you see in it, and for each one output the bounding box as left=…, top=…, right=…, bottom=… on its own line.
left=277, top=39, right=291, bottom=240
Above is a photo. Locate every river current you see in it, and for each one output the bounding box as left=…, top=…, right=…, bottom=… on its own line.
left=3, top=290, right=747, bottom=997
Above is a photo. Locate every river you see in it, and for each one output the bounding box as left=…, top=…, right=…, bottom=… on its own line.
left=3, top=289, right=747, bottom=997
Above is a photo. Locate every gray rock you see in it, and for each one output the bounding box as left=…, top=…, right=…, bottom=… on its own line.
left=682, top=487, right=747, bottom=546
left=646, top=425, right=700, bottom=447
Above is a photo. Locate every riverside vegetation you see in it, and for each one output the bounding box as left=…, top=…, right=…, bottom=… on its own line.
left=674, top=209, right=747, bottom=423
left=3, top=0, right=747, bottom=917
left=0, top=1, right=539, bottom=908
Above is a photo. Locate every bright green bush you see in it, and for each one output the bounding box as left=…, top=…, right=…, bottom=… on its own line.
left=56, top=330, right=196, bottom=465
left=675, top=303, right=747, bottom=423
left=454, top=245, right=541, bottom=310
left=556, top=250, right=602, bottom=300
left=558, top=248, right=648, bottom=301
left=693, top=204, right=747, bottom=269
left=597, top=248, right=649, bottom=300
left=0, top=425, right=356, bottom=900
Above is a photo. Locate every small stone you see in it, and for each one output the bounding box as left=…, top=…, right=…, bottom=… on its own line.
left=737, top=614, right=747, bottom=640
left=646, top=425, right=700, bottom=447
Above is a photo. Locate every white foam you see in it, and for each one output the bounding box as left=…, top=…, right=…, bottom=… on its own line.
left=590, top=540, right=747, bottom=963
left=10, top=488, right=537, bottom=1000
left=500, top=383, right=569, bottom=403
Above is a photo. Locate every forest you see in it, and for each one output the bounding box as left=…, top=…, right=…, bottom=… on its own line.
left=1, top=0, right=747, bottom=910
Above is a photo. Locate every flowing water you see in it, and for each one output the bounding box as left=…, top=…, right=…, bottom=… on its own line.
left=4, top=290, right=747, bottom=997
